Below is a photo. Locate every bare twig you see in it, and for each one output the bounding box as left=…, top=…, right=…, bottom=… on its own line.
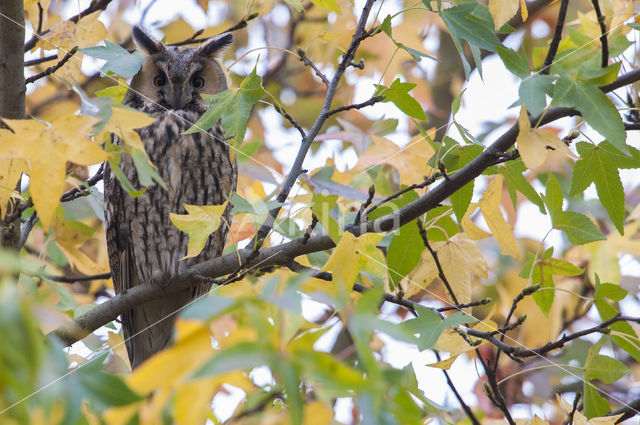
left=166, top=13, right=259, bottom=47
left=297, top=47, right=330, bottom=86
left=25, top=46, right=78, bottom=84
left=354, top=185, right=375, bottom=225
left=435, top=351, right=482, bottom=425
left=326, top=96, right=384, bottom=117
left=589, top=0, right=609, bottom=68
left=540, top=0, right=569, bottom=74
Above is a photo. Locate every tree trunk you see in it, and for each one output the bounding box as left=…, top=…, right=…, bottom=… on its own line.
left=0, top=0, right=25, bottom=249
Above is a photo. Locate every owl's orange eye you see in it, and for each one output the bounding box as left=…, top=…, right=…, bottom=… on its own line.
left=190, top=74, right=204, bottom=88
left=153, top=74, right=167, bottom=87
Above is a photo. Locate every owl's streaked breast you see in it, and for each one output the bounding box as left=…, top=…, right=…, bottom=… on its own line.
left=106, top=110, right=236, bottom=286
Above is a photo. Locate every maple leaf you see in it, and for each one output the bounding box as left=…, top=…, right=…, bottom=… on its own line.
left=354, top=133, right=435, bottom=185
left=516, top=106, right=576, bottom=170
left=322, top=232, right=385, bottom=291
left=0, top=115, right=108, bottom=230
left=479, top=174, right=520, bottom=260
left=402, top=233, right=488, bottom=303
left=170, top=202, right=229, bottom=260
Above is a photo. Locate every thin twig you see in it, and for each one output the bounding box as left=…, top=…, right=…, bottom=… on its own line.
left=24, top=54, right=58, bottom=67
left=589, top=0, right=609, bottom=68
left=18, top=212, right=38, bottom=250
left=416, top=219, right=459, bottom=304
left=492, top=284, right=540, bottom=374
left=354, top=185, right=375, bottom=225
left=297, top=47, right=330, bottom=86
left=167, top=13, right=259, bottom=47
left=435, top=351, right=482, bottom=425
left=25, top=46, right=78, bottom=84
left=364, top=173, right=440, bottom=218
left=326, top=96, right=384, bottom=117
left=540, top=0, right=569, bottom=74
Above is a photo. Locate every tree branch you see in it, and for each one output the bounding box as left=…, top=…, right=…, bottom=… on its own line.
left=589, top=0, right=609, bottom=68
left=540, top=0, right=569, bottom=74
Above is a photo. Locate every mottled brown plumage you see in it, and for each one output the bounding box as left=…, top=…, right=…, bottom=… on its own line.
left=104, top=27, right=236, bottom=369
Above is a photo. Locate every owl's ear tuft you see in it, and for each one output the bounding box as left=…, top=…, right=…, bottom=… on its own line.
left=132, top=26, right=164, bottom=54
left=197, top=33, right=233, bottom=57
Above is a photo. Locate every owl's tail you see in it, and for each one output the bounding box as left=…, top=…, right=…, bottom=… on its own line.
left=122, top=287, right=196, bottom=369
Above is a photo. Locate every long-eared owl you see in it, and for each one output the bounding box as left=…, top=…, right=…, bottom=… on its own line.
left=104, top=26, right=237, bottom=369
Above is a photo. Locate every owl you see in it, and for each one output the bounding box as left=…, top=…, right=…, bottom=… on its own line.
left=104, top=26, right=237, bottom=369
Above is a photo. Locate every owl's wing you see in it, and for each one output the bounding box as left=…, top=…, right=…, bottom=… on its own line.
left=104, top=160, right=138, bottom=367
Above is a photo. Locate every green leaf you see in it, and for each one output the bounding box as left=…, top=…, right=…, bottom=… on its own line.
left=440, top=3, right=499, bottom=53
left=130, top=148, right=166, bottom=190
left=518, top=74, right=554, bottom=116
left=195, top=342, right=273, bottom=377
left=187, top=66, right=265, bottom=149
left=311, top=193, right=343, bottom=243
left=80, top=41, right=145, bottom=78
left=543, top=173, right=563, bottom=218
left=274, top=217, right=303, bottom=240
left=583, top=382, right=611, bottom=419
left=494, top=159, right=545, bottom=213
left=43, top=278, right=77, bottom=313
left=578, top=62, right=621, bottom=86
left=553, top=211, right=605, bottom=245
left=387, top=219, right=424, bottom=290
left=235, top=139, right=262, bottom=162
left=403, top=307, right=477, bottom=351
left=450, top=181, right=473, bottom=223
left=595, top=281, right=628, bottom=302
left=77, top=353, right=144, bottom=411
left=497, top=46, right=529, bottom=79
left=574, top=81, right=626, bottom=153
left=180, top=295, right=235, bottom=321
left=380, top=16, right=438, bottom=63
left=292, top=349, right=368, bottom=395
left=375, top=78, right=428, bottom=121
left=570, top=141, right=625, bottom=233
left=585, top=354, right=629, bottom=383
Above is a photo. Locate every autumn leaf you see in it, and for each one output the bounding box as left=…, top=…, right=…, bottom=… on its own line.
left=128, top=319, right=214, bottom=394
left=355, top=133, right=435, bottom=185
left=170, top=201, right=229, bottom=260
left=322, top=232, right=385, bottom=292
left=479, top=175, right=520, bottom=260
left=0, top=157, right=28, bottom=219
left=53, top=215, right=109, bottom=276
left=488, top=0, right=519, bottom=29
left=516, top=105, right=576, bottom=170
left=0, top=115, right=108, bottom=230
left=99, top=105, right=156, bottom=151
left=402, top=233, right=488, bottom=303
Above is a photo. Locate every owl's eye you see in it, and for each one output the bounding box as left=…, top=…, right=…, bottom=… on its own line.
left=153, top=74, right=167, bottom=87
left=190, top=74, right=205, bottom=89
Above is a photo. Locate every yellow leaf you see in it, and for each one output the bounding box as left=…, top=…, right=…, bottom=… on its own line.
left=322, top=232, right=384, bottom=291
left=403, top=233, right=488, bottom=304
left=516, top=106, right=576, bottom=170
left=302, top=400, right=334, bottom=425
left=175, top=378, right=217, bottom=425
left=128, top=319, right=214, bottom=395
left=103, top=404, right=140, bottom=425
left=355, top=134, right=435, bottom=185
left=53, top=216, right=109, bottom=276
left=37, top=11, right=106, bottom=81
left=100, top=106, right=156, bottom=151
left=0, top=158, right=27, bottom=219
left=479, top=175, right=520, bottom=260
left=427, top=353, right=460, bottom=370
left=311, top=0, right=342, bottom=14
left=0, top=116, right=107, bottom=230
left=107, top=331, right=131, bottom=371
left=461, top=203, right=491, bottom=240
left=520, top=0, right=528, bottom=21
left=170, top=201, right=229, bottom=260
left=489, top=0, right=519, bottom=29
left=160, top=18, right=196, bottom=44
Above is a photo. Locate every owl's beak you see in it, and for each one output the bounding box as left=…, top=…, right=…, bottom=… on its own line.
left=167, top=86, right=190, bottom=110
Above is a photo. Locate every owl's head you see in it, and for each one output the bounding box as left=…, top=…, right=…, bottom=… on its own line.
left=126, top=26, right=233, bottom=113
